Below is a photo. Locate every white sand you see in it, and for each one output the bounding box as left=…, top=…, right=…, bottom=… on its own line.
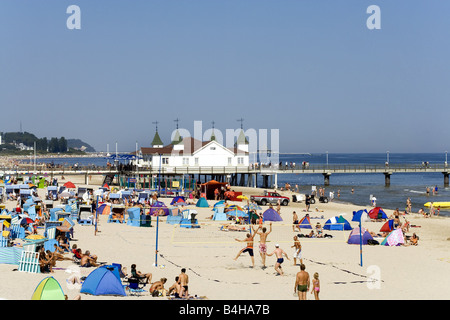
left=1, top=176, right=449, bottom=300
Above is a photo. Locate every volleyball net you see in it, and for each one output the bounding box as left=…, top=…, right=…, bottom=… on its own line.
left=169, top=221, right=348, bottom=246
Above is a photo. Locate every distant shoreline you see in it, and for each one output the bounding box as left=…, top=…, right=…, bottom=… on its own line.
left=0, top=153, right=105, bottom=160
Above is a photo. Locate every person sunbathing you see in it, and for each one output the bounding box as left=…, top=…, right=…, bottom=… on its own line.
left=130, top=264, right=152, bottom=284
left=80, top=250, right=99, bottom=267
left=220, top=224, right=247, bottom=232
left=53, top=244, right=73, bottom=261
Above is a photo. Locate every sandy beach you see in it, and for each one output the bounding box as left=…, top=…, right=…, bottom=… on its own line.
left=1, top=174, right=449, bottom=301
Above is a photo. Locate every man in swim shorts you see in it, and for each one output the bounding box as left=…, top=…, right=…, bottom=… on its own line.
left=234, top=230, right=259, bottom=268
left=253, top=223, right=271, bottom=269
left=291, top=236, right=302, bottom=266
left=267, top=244, right=289, bottom=276
left=294, top=264, right=310, bottom=300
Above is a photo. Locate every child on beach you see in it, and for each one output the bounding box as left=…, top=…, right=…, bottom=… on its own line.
left=311, top=272, right=320, bottom=300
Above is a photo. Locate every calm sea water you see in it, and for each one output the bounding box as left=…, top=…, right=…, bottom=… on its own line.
left=35, top=153, right=450, bottom=217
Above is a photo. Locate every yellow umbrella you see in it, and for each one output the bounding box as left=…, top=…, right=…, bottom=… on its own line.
left=26, top=234, right=45, bottom=240
left=237, top=195, right=249, bottom=200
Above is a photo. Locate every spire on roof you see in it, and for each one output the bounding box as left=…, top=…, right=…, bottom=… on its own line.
left=171, top=129, right=183, bottom=145
left=210, top=121, right=216, bottom=141
left=151, top=121, right=163, bottom=147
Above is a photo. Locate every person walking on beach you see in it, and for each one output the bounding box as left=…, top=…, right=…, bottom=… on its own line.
left=234, top=230, right=258, bottom=268
left=294, top=264, right=310, bottom=300
left=291, top=236, right=302, bottom=266
left=267, top=244, right=289, bottom=276
left=252, top=224, right=270, bottom=269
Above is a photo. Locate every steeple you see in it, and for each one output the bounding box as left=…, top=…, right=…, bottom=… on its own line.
left=210, top=121, right=216, bottom=141
left=235, top=118, right=248, bottom=152
left=171, top=118, right=183, bottom=145
left=151, top=121, right=164, bottom=148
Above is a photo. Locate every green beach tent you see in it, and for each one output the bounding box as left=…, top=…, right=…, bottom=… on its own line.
left=31, top=276, right=65, bottom=300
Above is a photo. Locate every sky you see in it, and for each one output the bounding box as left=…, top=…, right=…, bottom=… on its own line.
left=1, top=0, right=450, bottom=153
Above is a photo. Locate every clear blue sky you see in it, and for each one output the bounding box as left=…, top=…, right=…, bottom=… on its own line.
left=1, top=0, right=449, bottom=153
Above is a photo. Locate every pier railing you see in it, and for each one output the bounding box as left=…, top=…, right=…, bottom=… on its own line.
left=1, top=163, right=449, bottom=175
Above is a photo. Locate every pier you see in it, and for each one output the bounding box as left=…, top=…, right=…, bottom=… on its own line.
left=2, top=163, right=450, bottom=188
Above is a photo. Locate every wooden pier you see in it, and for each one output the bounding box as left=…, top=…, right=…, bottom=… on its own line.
left=2, top=163, right=450, bottom=188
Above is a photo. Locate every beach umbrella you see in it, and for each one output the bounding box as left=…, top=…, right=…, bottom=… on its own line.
left=244, top=203, right=262, bottom=210
left=237, top=195, right=249, bottom=200
left=26, top=234, right=46, bottom=240
left=225, top=204, right=243, bottom=211
left=63, top=181, right=76, bottom=189
left=59, top=191, right=72, bottom=198
left=20, top=217, right=34, bottom=225
left=31, top=277, right=65, bottom=300
left=226, top=208, right=248, bottom=218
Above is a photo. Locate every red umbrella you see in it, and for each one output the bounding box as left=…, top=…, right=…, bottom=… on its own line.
left=20, top=217, right=34, bottom=225
left=64, top=181, right=76, bottom=189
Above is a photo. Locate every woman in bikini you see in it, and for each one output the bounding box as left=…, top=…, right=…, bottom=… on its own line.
left=311, top=272, right=320, bottom=300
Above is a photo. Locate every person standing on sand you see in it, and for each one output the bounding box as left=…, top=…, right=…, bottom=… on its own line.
left=291, top=236, right=302, bottom=266
left=311, top=272, right=320, bottom=300
left=179, top=268, right=189, bottom=298
left=253, top=223, right=270, bottom=269
left=292, top=211, right=300, bottom=232
left=266, top=244, right=289, bottom=276
left=234, top=228, right=259, bottom=268
left=294, top=264, right=310, bottom=300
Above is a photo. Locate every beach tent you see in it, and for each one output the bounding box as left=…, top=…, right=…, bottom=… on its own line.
left=149, top=201, right=169, bottom=216
left=380, top=229, right=404, bottom=246
left=196, top=197, right=210, bottom=208
left=347, top=227, right=374, bottom=245
left=97, top=203, right=111, bottom=216
left=80, top=267, right=126, bottom=296
left=323, top=215, right=352, bottom=231
left=262, top=208, right=283, bottom=222
left=352, top=209, right=371, bottom=223
left=380, top=219, right=395, bottom=232
left=31, top=277, right=65, bottom=300
left=170, top=196, right=185, bottom=205
left=298, top=215, right=312, bottom=229
left=368, top=207, right=388, bottom=220
left=200, top=180, right=227, bottom=200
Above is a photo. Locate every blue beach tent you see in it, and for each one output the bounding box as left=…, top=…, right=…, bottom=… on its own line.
left=196, top=197, right=209, bottom=208
left=352, top=209, right=370, bottom=223
left=80, top=266, right=126, bottom=296
left=298, top=214, right=312, bottom=229
left=262, top=208, right=283, bottom=222
left=323, top=215, right=352, bottom=231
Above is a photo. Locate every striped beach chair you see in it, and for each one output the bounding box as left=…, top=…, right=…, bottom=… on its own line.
left=18, top=251, right=40, bottom=273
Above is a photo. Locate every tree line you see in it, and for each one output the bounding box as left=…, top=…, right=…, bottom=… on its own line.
left=0, top=132, right=68, bottom=153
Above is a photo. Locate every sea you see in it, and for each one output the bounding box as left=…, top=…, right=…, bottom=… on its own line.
left=33, top=153, right=450, bottom=217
